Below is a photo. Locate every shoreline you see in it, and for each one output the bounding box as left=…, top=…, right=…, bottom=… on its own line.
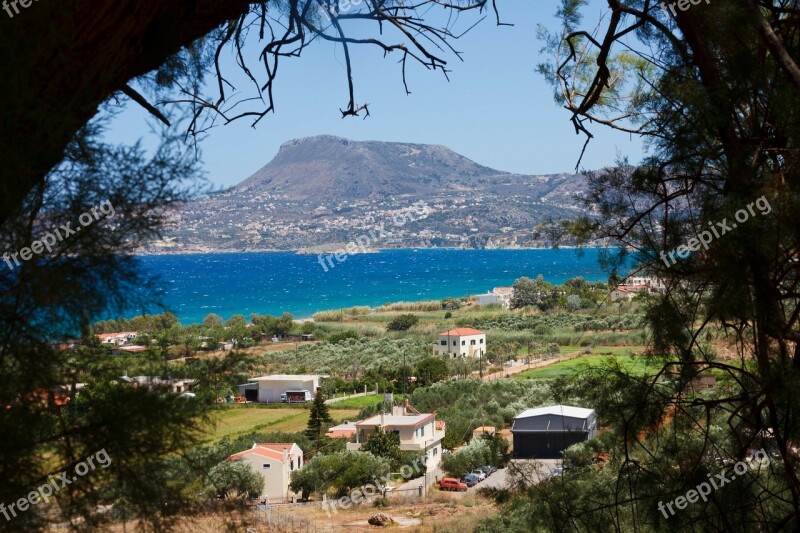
left=119, top=248, right=621, bottom=325
left=135, top=245, right=611, bottom=257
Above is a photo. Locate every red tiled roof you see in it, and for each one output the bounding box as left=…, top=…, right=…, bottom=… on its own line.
left=226, top=443, right=299, bottom=462
left=256, top=443, right=299, bottom=455
left=438, top=328, right=485, bottom=336
left=326, top=430, right=355, bottom=439
left=227, top=447, right=285, bottom=461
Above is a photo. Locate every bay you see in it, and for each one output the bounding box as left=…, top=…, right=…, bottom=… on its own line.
left=127, top=248, right=621, bottom=324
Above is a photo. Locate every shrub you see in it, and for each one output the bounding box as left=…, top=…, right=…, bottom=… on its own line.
left=327, top=330, right=360, bottom=344
left=373, top=497, right=389, bottom=508
left=386, top=314, right=419, bottom=331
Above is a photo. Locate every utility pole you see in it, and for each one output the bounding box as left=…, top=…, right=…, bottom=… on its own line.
left=403, top=352, right=406, bottom=397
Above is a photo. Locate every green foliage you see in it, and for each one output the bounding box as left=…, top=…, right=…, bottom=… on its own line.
left=203, top=460, right=263, bottom=500
left=414, top=357, right=449, bottom=386
left=326, top=330, right=360, bottom=344
left=261, top=337, right=429, bottom=377
left=202, top=313, right=224, bottom=328
left=511, top=275, right=558, bottom=311
left=183, top=352, right=257, bottom=401
left=289, top=451, right=391, bottom=499
left=305, top=390, right=333, bottom=450
left=411, top=380, right=554, bottom=448
left=440, top=435, right=504, bottom=477
left=361, top=427, right=402, bottom=469
left=386, top=314, right=419, bottom=331
left=250, top=312, right=294, bottom=336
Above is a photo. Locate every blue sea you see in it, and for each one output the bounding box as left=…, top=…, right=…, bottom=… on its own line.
left=126, top=248, right=620, bottom=324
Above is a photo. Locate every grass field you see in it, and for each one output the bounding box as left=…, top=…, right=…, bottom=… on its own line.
left=327, top=393, right=390, bottom=409
left=515, top=345, right=646, bottom=358
left=515, top=355, right=661, bottom=380
left=207, top=406, right=361, bottom=441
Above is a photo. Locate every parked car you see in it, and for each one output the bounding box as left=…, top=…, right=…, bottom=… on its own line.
left=460, top=473, right=479, bottom=487
left=471, top=469, right=487, bottom=481
left=481, top=465, right=497, bottom=476
left=439, top=478, right=468, bottom=492
left=551, top=466, right=564, bottom=477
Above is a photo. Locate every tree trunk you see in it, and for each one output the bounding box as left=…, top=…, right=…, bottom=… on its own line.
left=0, top=0, right=256, bottom=224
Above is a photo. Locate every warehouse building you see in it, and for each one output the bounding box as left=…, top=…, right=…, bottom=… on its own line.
left=511, top=405, right=597, bottom=459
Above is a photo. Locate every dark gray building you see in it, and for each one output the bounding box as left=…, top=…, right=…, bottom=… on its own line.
left=511, top=405, right=597, bottom=459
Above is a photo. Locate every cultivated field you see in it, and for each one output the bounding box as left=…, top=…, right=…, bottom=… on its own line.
left=207, top=405, right=361, bottom=441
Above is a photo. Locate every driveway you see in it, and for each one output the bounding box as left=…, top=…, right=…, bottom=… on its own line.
left=467, top=467, right=508, bottom=493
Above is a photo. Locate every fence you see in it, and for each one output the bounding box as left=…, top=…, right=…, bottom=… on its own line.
left=252, top=505, right=335, bottom=533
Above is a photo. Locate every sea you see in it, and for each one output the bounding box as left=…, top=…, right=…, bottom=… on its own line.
left=125, top=248, right=623, bottom=324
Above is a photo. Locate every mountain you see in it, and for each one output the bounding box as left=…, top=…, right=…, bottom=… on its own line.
left=150, top=135, right=599, bottom=254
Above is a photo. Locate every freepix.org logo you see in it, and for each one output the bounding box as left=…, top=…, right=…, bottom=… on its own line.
left=2, top=0, right=40, bottom=19
left=3, top=200, right=116, bottom=271
left=657, top=449, right=770, bottom=519
left=659, top=195, right=771, bottom=268
left=0, top=449, right=112, bottom=522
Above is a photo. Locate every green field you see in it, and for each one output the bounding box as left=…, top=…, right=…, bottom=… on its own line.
left=207, top=405, right=360, bottom=441
left=515, top=345, right=646, bottom=358
left=515, top=355, right=660, bottom=380
left=326, top=393, right=396, bottom=409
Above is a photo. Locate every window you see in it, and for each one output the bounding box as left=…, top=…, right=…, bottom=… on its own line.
left=290, top=460, right=294, bottom=471
left=470, top=340, right=476, bottom=345
left=480, top=339, right=484, bottom=344
left=262, top=464, right=271, bottom=469
left=433, top=448, right=438, bottom=456
left=452, top=340, right=456, bottom=346
left=420, top=425, right=425, bottom=437
left=440, top=340, right=447, bottom=346
left=461, top=340, right=466, bottom=346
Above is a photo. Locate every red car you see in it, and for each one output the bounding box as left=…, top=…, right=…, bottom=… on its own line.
left=439, top=477, right=468, bottom=492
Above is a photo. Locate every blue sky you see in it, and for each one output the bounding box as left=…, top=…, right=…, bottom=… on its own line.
left=106, top=0, right=644, bottom=189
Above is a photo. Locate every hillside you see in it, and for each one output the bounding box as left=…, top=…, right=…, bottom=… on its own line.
left=150, top=136, right=600, bottom=253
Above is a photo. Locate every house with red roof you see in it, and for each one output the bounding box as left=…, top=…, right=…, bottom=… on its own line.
left=226, top=442, right=303, bottom=501
left=433, top=328, right=486, bottom=358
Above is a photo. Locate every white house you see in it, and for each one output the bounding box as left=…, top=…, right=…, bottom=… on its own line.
left=610, top=287, right=636, bottom=301
left=347, top=400, right=443, bottom=471
left=237, top=374, right=328, bottom=403
left=433, top=328, right=486, bottom=358
left=227, top=443, right=304, bottom=501
left=492, top=287, right=514, bottom=308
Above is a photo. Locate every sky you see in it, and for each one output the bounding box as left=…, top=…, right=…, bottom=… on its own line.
left=105, top=0, right=645, bottom=190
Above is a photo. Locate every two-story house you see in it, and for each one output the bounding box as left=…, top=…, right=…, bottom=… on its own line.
left=226, top=442, right=304, bottom=501
left=347, top=400, right=444, bottom=470
left=433, top=328, right=486, bottom=358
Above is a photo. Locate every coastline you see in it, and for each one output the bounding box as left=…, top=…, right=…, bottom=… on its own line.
left=136, top=244, right=610, bottom=257
left=127, top=248, right=620, bottom=324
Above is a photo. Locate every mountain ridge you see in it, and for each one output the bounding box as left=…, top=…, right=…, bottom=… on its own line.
left=150, top=136, right=598, bottom=254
